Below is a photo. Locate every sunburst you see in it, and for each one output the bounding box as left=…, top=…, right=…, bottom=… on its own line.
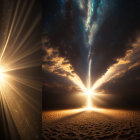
left=0, top=1, right=41, bottom=139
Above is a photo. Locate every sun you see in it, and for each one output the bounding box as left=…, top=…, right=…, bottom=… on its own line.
left=0, top=65, right=8, bottom=87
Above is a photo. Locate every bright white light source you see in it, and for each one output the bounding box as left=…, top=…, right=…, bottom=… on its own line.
left=85, top=89, right=91, bottom=94
left=0, top=66, right=6, bottom=84
left=86, top=89, right=93, bottom=110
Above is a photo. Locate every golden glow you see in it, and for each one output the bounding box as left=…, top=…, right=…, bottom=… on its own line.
left=43, top=37, right=140, bottom=111
left=43, top=107, right=106, bottom=123
left=42, top=44, right=87, bottom=92
left=43, top=41, right=94, bottom=109
left=43, top=107, right=136, bottom=124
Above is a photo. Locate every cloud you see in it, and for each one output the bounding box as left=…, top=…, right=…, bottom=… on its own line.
left=91, top=36, right=140, bottom=91
left=91, top=0, right=140, bottom=82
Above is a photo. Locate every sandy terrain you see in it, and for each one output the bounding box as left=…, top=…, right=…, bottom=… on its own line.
left=42, top=108, right=140, bottom=140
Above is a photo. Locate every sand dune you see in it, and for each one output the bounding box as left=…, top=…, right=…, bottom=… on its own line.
left=42, top=108, right=140, bottom=140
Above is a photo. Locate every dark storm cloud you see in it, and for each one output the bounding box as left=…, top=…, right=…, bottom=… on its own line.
left=97, top=65, right=140, bottom=109
left=43, top=0, right=140, bottom=83
left=92, top=37, right=140, bottom=109
left=92, top=0, right=140, bottom=82
left=42, top=69, right=85, bottom=110
left=43, top=0, right=89, bottom=81
left=89, top=0, right=140, bottom=109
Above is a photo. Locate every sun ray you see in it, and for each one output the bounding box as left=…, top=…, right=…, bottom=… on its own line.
left=0, top=0, right=20, bottom=61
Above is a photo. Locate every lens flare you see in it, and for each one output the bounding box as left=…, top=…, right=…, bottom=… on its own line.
left=0, top=1, right=41, bottom=139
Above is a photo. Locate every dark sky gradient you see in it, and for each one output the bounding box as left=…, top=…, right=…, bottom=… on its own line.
left=43, top=0, right=140, bottom=110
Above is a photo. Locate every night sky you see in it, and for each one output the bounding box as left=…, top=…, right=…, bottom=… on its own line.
left=43, top=0, right=140, bottom=110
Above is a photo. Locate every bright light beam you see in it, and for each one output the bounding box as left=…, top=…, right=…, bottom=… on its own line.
left=86, top=59, right=93, bottom=110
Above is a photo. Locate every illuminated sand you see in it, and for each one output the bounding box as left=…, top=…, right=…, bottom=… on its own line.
left=42, top=108, right=140, bottom=139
